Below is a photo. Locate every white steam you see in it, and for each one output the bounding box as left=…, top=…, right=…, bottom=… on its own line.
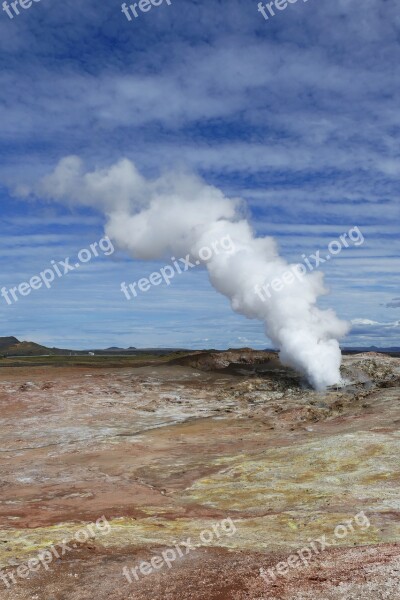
left=27, top=156, right=349, bottom=389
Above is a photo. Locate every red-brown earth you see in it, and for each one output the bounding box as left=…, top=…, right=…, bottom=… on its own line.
left=0, top=351, right=399, bottom=599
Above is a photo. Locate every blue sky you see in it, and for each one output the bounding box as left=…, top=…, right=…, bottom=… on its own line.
left=0, top=0, right=399, bottom=349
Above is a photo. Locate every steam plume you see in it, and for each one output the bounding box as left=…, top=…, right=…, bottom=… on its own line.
left=26, top=156, right=349, bottom=389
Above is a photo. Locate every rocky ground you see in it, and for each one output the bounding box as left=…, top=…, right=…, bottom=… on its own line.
left=0, top=350, right=399, bottom=599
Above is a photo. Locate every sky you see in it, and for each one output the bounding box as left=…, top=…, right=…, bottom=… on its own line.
left=0, top=0, right=399, bottom=350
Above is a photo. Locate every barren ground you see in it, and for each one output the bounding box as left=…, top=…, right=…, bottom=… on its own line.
left=0, top=351, right=399, bottom=599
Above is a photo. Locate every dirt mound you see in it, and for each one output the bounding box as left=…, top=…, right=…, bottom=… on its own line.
left=170, top=348, right=278, bottom=372
left=342, top=354, right=398, bottom=385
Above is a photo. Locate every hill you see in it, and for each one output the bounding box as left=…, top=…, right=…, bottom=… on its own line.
left=0, top=337, right=60, bottom=356
left=0, top=336, right=20, bottom=349
left=0, top=337, right=183, bottom=357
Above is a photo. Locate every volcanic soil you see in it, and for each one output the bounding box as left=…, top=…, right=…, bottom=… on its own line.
left=0, top=350, right=399, bottom=599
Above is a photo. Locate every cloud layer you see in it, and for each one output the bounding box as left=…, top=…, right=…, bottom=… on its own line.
left=0, top=0, right=398, bottom=349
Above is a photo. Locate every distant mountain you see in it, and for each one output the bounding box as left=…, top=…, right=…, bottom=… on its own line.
left=105, top=346, right=137, bottom=351
left=343, top=346, right=400, bottom=353
left=0, top=337, right=180, bottom=357
left=0, top=336, right=20, bottom=349
left=0, top=337, right=59, bottom=356
left=0, top=337, right=398, bottom=358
